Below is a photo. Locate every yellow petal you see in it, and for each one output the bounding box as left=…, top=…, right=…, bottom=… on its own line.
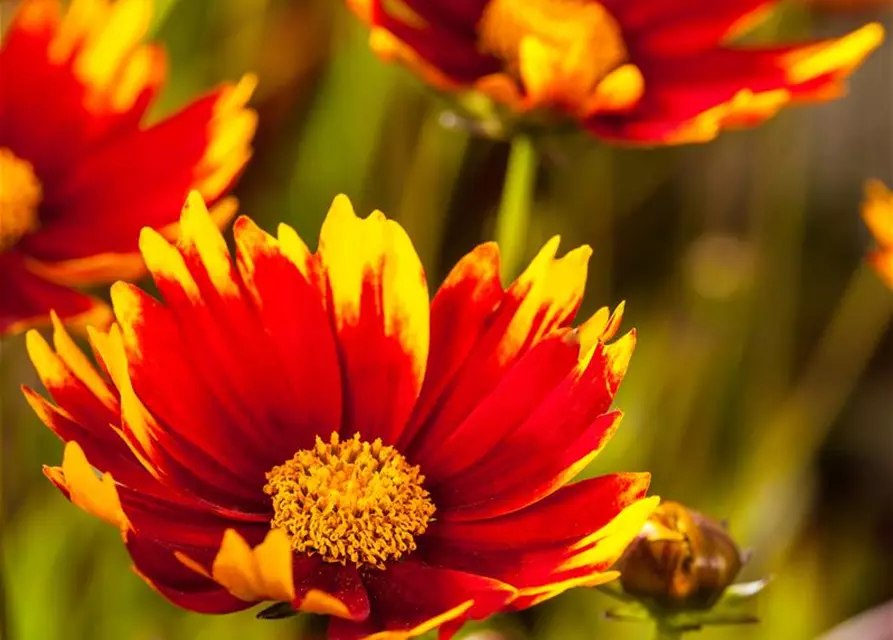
left=59, top=441, right=127, bottom=527
left=208, top=529, right=295, bottom=602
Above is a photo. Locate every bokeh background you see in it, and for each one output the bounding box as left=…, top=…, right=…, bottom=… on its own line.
left=2, top=1, right=892, bottom=638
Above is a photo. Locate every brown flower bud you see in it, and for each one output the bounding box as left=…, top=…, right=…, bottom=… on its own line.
left=617, top=500, right=743, bottom=611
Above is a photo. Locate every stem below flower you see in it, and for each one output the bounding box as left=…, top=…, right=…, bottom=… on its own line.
left=494, top=134, right=538, bottom=281
left=653, top=621, right=683, bottom=640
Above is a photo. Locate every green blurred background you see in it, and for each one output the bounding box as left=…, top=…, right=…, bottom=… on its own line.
left=2, top=1, right=892, bottom=638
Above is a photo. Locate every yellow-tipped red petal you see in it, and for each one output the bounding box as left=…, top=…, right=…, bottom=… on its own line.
left=317, top=194, right=430, bottom=443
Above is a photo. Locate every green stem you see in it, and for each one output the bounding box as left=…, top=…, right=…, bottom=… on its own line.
left=734, top=262, right=893, bottom=539
left=653, top=621, right=683, bottom=640
left=494, top=134, right=538, bottom=281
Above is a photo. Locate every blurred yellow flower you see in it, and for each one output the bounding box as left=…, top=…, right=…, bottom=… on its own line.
left=352, top=0, right=884, bottom=145
left=26, top=191, right=656, bottom=638
left=863, top=180, right=893, bottom=289
left=0, top=0, right=256, bottom=335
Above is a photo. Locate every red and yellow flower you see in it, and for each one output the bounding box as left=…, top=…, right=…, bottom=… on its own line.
left=25, top=193, right=656, bottom=638
left=0, top=0, right=256, bottom=335
left=350, top=0, right=884, bottom=145
left=863, top=180, right=893, bottom=289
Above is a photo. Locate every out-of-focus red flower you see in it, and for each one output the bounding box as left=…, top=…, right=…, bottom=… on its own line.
left=0, top=0, right=256, bottom=335
left=350, top=0, right=884, bottom=145
left=25, top=192, right=657, bottom=638
left=863, top=180, right=893, bottom=289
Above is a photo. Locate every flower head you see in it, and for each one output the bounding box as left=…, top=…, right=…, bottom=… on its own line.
left=863, top=180, right=893, bottom=289
left=353, top=0, right=884, bottom=144
left=0, top=0, right=256, bottom=335
left=26, top=192, right=656, bottom=638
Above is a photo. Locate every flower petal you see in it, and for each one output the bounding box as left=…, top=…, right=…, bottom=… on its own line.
left=126, top=533, right=251, bottom=614
left=436, top=332, right=635, bottom=519
left=420, top=331, right=580, bottom=484
left=406, top=238, right=590, bottom=463
left=0, top=252, right=111, bottom=336
left=44, top=441, right=126, bottom=527
left=110, top=280, right=274, bottom=496
left=292, top=559, right=371, bottom=622
left=233, top=215, right=342, bottom=451
left=206, top=528, right=296, bottom=603
left=427, top=473, right=651, bottom=550
left=317, top=195, right=430, bottom=444
left=397, top=242, right=502, bottom=450
left=329, top=560, right=515, bottom=640
left=20, top=81, right=254, bottom=260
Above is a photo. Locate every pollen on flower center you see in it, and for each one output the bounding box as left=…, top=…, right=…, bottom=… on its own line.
left=264, top=432, right=436, bottom=570
left=478, top=0, right=627, bottom=95
left=0, top=148, right=42, bottom=253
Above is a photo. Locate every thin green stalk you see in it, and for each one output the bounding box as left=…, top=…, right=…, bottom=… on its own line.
left=494, top=134, right=538, bottom=281
left=734, top=263, right=893, bottom=541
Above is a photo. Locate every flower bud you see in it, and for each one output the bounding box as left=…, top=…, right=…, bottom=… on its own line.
left=617, top=500, right=743, bottom=611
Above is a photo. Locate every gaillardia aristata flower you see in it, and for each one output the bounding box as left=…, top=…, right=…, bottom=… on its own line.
left=25, top=193, right=656, bottom=638
left=863, top=180, right=893, bottom=289
left=351, top=0, right=884, bottom=144
left=0, top=0, right=256, bottom=335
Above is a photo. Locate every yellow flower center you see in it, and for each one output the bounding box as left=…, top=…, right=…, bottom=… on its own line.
left=264, top=433, right=436, bottom=570
left=0, top=147, right=42, bottom=253
left=478, top=0, right=628, bottom=105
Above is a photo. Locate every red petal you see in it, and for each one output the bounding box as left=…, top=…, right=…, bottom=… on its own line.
left=316, top=196, right=430, bottom=445
left=233, top=216, right=342, bottom=452
left=126, top=533, right=251, bottom=614
left=416, top=478, right=650, bottom=592
left=0, top=0, right=164, bottom=178
left=370, top=0, right=499, bottom=84
left=419, top=331, right=579, bottom=483
left=441, top=411, right=624, bottom=521
left=140, top=202, right=316, bottom=463
left=21, top=93, right=220, bottom=259
left=0, top=252, right=111, bottom=336
left=118, top=482, right=268, bottom=549
left=405, top=239, right=589, bottom=463
left=292, top=558, right=371, bottom=622
left=426, top=473, right=650, bottom=551
left=110, top=281, right=274, bottom=508
left=329, top=560, right=514, bottom=638
left=435, top=333, right=634, bottom=519
left=398, top=242, right=502, bottom=451
left=24, top=386, right=147, bottom=487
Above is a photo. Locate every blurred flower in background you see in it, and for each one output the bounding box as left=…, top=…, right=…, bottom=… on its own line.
left=804, top=0, right=893, bottom=12
left=24, top=191, right=655, bottom=638
left=351, top=0, right=884, bottom=144
left=862, top=180, right=893, bottom=288
left=0, top=0, right=256, bottom=335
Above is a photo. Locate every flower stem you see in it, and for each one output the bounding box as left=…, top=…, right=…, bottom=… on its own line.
left=653, top=622, right=683, bottom=640
left=733, top=261, right=893, bottom=542
left=494, top=134, right=538, bottom=281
